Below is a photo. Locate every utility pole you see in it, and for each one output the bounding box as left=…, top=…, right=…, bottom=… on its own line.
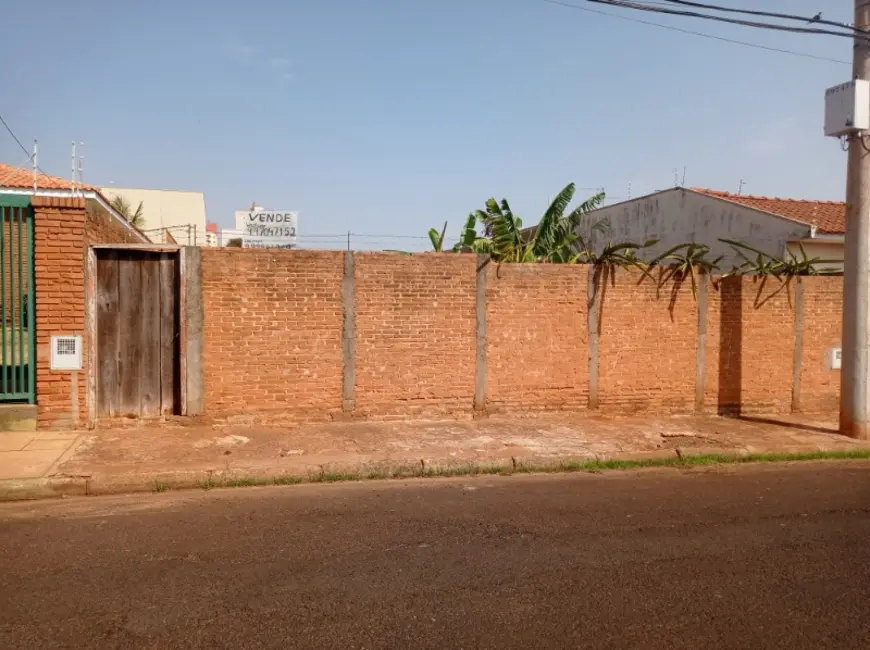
left=841, top=0, right=870, bottom=438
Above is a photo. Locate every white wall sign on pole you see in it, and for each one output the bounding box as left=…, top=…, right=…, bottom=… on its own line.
left=233, top=209, right=298, bottom=248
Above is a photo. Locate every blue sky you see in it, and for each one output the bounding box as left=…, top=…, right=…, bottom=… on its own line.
left=0, top=0, right=853, bottom=250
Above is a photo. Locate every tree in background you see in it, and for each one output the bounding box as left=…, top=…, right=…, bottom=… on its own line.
left=226, top=238, right=243, bottom=248
left=108, top=195, right=145, bottom=228
left=474, top=182, right=608, bottom=263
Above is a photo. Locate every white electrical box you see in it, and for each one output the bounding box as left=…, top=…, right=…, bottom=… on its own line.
left=829, top=347, right=842, bottom=371
left=825, top=80, right=870, bottom=137
left=50, top=335, right=82, bottom=371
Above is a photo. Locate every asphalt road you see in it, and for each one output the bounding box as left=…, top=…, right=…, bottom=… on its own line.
left=2, top=463, right=870, bottom=649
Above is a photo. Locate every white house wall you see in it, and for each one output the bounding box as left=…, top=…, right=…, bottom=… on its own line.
left=100, top=187, right=207, bottom=245
left=581, top=188, right=812, bottom=270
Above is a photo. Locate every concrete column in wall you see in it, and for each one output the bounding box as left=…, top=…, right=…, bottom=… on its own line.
left=587, top=265, right=602, bottom=410
left=791, top=277, right=805, bottom=413
left=341, top=251, right=356, bottom=412
left=182, top=247, right=204, bottom=416
left=474, top=255, right=487, bottom=412
left=695, top=275, right=708, bottom=412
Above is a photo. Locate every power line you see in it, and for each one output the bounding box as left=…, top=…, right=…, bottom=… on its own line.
left=539, top=0, right=850, bottom=64
left=0, top=112, right=48, bottom=176
left=662, top=0, right=863, bottom=35
left=0, top=114, right=30, bottom=157
left=588, top=0, right=870, bottom=42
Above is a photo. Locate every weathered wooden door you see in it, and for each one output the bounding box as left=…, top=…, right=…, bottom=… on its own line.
left=96, top=250, right=179, bottom=418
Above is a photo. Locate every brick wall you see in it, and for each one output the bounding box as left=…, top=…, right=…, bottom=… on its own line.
left=33, top=196, right=87, bottom=429
left=155, top=252, right=850, bottom=423
left=486, top=263, right=588, bottom=412
left=706, top=276, right=796, bottom=415
left=85, top=202, right=144, bottom=245
left=28, top=196, right=146, bottom=429
left=736, top=277, right=796, bottom=414
left=200, top=249, right=343, bottom=419
left=598, top=267, right=698, bottom=413
left=354, top=254, right=476, bottom=418
left=799, top=277, right=843, bottom=414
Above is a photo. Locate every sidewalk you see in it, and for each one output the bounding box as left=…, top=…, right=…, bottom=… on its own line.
left=1, top=414, right=868, bottom=500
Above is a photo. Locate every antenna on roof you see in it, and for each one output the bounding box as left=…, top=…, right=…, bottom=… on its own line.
left=627, top=180, right=632, bottom=200
left=673, top=168, right=679, bottom=187
left=32, top=140, right=38, bottom=192
left=77, top=142, right=84, bottom=185
left=737, top=179, right=747, bottom=195
left=71, top=141, right=77, bottom=195
left=681, top=166, right=687, bottom=187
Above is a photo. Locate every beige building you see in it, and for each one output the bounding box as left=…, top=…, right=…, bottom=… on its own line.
left=579, top=187, right=845, bottom=272
left=100, top=186, right=208, bottom=246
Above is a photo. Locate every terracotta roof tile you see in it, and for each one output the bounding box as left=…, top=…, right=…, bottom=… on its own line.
left=0, top=162, right=95, bottom=191
left=691, top=188, right=844, bottom=234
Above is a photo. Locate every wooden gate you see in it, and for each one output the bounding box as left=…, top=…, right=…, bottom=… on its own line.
left=95, top=250, right=179, bottom=418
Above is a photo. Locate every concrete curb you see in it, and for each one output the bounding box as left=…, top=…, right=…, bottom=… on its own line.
left=1, top=446, right=867, bottom=502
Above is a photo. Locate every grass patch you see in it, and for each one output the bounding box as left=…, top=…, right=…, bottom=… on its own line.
left=223, top=477, right=271, bottom=488
left=272, top=475, right=304, bottom=486
left=144, top=449, right=870, bottom=495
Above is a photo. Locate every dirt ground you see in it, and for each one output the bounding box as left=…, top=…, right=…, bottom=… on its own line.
left=49, top=413, right=869, bottom=487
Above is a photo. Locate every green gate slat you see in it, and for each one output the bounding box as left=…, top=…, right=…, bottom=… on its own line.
left=11, top=208, right=17, bottom=395
left=17, top=204, right=23, bottom=396
left=1, top=206, right=7, bottom=396
left=0, top=198, right=35, bottom=403
left=27, top=207, right=35, bottom=404
left=9, top=208, right=15, bottom=396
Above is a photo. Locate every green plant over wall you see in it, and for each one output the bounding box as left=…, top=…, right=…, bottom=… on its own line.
left=719, top=239, right=840, bottom=279
left=473, top=182, right=606, bottom=263
left=650, top=243, right=723, bottom=297
left=427, top=214, right=491, bottom=253
left=428, top=222, right=448, bottom=252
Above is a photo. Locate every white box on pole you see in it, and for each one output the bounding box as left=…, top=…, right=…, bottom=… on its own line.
left=824, top=80, right=870, bottom=137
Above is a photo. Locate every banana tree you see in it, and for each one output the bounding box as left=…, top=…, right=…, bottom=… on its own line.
left=474, top=182, right=606, bottom=263
left=428, top=222, right=448, bottom=252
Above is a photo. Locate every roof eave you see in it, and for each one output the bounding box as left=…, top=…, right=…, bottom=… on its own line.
left=0, top=187, right=149, bottom=243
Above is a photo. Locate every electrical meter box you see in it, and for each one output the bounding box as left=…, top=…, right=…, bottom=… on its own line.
left=828, top=347, right=842, bottom=371
left=825, top=80, right=870, bottom=137
left=50, top=335, right=82, bottom=371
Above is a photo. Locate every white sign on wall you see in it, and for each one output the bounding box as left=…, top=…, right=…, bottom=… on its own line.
left=233, top=209, right=298, bottom=249
left=829, top=347, right=842, bottom=371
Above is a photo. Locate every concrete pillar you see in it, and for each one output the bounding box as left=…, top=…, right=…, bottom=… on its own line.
left=341, top=251, right=356, bottom=412
left=791, top=278, right=804, bottom=413
left=474, top=255, right=487, bottom=412
left=182, top=246, right=204, bottom=416
left=695, top=276, right=708, bottom=412
left=587, top=265, right=602, bottom=410
left=840, top=0, right=870, bottom=438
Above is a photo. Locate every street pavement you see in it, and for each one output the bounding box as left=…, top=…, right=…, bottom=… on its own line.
left=1, top=462, right=870, bottom=649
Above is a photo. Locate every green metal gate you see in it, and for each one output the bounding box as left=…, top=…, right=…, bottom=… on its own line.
left=0, top=196, right=35, bottom=403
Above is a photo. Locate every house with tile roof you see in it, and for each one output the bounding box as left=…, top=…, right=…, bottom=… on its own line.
left=577, top=187, right=845, bottom=271
left=0, top=162, right=147, bottom=243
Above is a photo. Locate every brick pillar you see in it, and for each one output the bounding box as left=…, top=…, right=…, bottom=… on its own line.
left=32, top=196, right=87, bottom=429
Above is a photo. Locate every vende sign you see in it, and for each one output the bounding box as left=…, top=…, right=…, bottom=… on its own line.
left=233, top=209, right=298, bottom=249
